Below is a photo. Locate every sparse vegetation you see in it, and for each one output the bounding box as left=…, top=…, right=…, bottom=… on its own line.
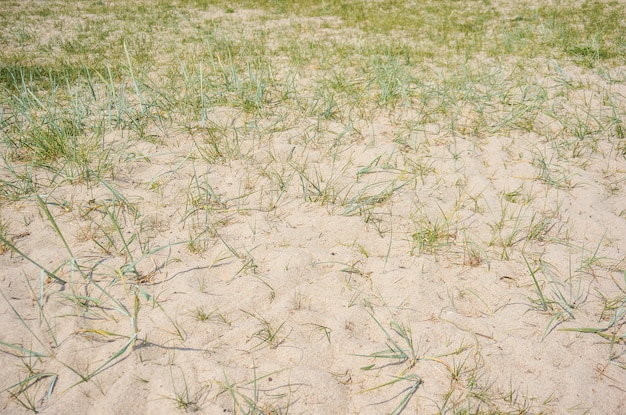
left=1, top=0, right=625, bottom=413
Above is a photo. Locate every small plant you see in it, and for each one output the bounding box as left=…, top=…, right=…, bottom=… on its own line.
left=292, top=160, right=351, bottom=207
left=2, top=364, right=57, bottom=414
left=0, top=285, right=59, bottom=413
left=462, top=239, right=488, bottom=268
left=192, top=307, right=230, bottom=326
left=168, top=368, right=208, bottom=412
left=532, top=150, right=578, bottom=190
left=410, top=216, right=456, bottom=255
left=523, top=253, right=591, bottom=339
left=217, top=365, right=290, bottom=414
left=308, top=323, right=332, bottom=344
left=243, top=311, right=288, bottom=350
left=358, top=309, right=454, bottom=414
left=342, top=180, right=406, bottom=217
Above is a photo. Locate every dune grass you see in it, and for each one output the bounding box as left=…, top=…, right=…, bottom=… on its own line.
left=1, top=0, right=626, bottom=413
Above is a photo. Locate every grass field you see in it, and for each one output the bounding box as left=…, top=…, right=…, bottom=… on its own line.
left=1, top=0, right=626, bottom=413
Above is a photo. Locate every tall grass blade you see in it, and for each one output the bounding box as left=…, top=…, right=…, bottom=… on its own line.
left=523, top=255, right=548, bottom=311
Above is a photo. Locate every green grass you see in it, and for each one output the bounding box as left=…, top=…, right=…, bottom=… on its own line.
left=1, top=0, right=626, bottom=413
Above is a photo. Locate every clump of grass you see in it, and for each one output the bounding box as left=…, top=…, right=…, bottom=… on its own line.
left=167, top=368, right=208, bottom=412
left=192, top=307, right=230, bottom=326
left=523, top=251, right=595, bottom=339
left=358, top=308, right=455, bottom=414
left=409, top=208, right=457, bottom=256
left=243, top=310, right=288, bottom=350
left=217, top=365, right=290, bottom=414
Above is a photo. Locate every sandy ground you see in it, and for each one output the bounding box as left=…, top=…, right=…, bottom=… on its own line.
left=3, top=109, right=626, bottom=413
left=2, top=3, right=626, bottom=415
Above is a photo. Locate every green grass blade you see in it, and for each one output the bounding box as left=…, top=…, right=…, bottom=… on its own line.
left=0, top=372, right=57, bottom=395
left=0, top=340, right=48, bottom=358
left=36, top=194, right=75, bottom=259
left=62, top=333, right=136, bottom=388
left=523, top=255, right=548, bottom=311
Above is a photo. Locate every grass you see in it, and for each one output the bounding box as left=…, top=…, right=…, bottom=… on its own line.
left=1, top=0, right=626, bottom=413
left=217, top=365, right=291, bottom=415
left=242, top=310, right=288, bottom=350
left=357, top=309, right=428, bottom=414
